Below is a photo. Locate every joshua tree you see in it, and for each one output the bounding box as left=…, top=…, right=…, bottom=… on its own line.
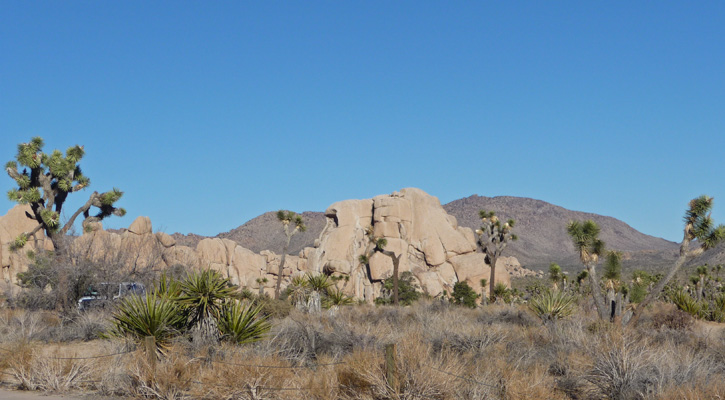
left=567, top=220, right=608, bottom=320
left=360, top=235, right=403, bottom=305
left=603, top=250, right=626, bottom=322
left=476, top=210, right=517, bottom=301
left=549, top=263, right=563, bottom=290
left=274, top=210, right=306, bottom=300
left=5, top=137, right=125, bottom=253
left=628, top=195, right=725, bottom=326
left=693, top=265, right=710, bottom=302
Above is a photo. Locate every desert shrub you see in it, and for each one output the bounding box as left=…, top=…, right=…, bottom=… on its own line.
left=258, top=297, right=293, bottom=319
left=650, top=307, right=695, bottom=331
left=475, top=305, right=539, bottom=327
left=451, top=281, right=479, bottom=308
left=6, top=345, right=92, bottom=392
left=375, top=271, right=422, bottom=306
left=585, top=335, right=654, bottom=399
left=492, top=282, right=514, bottom=303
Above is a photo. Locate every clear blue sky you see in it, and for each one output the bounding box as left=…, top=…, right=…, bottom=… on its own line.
left=2, top=2, right=724, bottom=242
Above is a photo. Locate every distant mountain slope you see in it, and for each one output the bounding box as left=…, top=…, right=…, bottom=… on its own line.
left=216, top=211, right=327, bottom=256
left=443, top=195, right=679, bottom=270
left=171, top=193, right=682, bottom=273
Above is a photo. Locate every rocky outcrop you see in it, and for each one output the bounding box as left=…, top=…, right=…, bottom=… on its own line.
left=0, top=205, right=54, bottom=285
left=71, top=217, right=311, bottom=297
left=306, top=188, right=511, bottom=301
left=1, top=188, right=521, bottom=302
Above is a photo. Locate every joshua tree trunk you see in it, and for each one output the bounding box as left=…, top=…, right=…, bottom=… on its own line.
left=275, top=231, right=292, bottom=300
left=587, top=263, right=608, bottom=320
left=627, top=232, right=692, bottom=326
left=489, top=254, right=498, bottom=300
left=387, top=252, right=401, bottom=306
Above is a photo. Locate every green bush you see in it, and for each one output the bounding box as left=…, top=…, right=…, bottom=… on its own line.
left=451, top=281, right=479, bottom=308
left=375, top=271, right=421, bottom=306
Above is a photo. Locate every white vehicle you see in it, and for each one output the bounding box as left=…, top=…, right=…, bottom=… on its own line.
left=77, top=282, right=146, bottom=311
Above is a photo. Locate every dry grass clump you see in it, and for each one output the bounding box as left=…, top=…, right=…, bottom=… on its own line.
left=2, top=300, right=725, bottom=399
left=5, top=343, right=92, bottom=391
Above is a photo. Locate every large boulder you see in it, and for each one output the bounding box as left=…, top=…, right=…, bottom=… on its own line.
left=307, top=188, right=512, bottom=302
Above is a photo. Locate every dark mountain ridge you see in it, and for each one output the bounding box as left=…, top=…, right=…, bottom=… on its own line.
left=172, top=193, right=683, bottom=273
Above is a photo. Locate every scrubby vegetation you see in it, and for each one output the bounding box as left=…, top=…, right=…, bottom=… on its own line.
left=3, top=298, right=725, bottom=399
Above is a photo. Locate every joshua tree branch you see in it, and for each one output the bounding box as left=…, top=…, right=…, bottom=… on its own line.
left=58, top=192, right=98, bottom=236
left=627, top=229, right=691, bottom=327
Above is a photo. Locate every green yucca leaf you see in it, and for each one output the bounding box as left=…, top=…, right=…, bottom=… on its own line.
left=65, top=145, right=85, bottom=162
left=219, top=300, right=270, bottom=344
left=178, top=269, right=235, bottom=322
left=7, top=189, right=21, bottom=202
left=528, top=289, right=576, bottom=322
left=100, top=188, right=124, bottom=205
left=29, top=136, right=44, bottom=149
left=16, top=174, right=31, bottom=189
left=20, top=188, right=42, bottom=204
left=40, top=209, right=60, bottom=228
left=10, top=234, right=28, bottom=251
left=57, top=179, right=71, bottom=192
left=5, top=161, right=18, bottom=171
left=324, top=288, right=354, bottom=308
left=76, top=175, right=90, bottom=188
left=305, top=273, right=332, bottom=292
left=111, top=293, right=185, bottom=354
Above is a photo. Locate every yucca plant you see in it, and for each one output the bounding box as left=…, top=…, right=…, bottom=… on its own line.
left=284, top=275, right=311, bottom=307
left=218, top=300, right=271, bottom=344
left=324, top=287, right=354, bottom=308
left=177, top=269, right=235, bottom=344
left=528, top=289, right=576, bottom=323
left=670, top=288, right=704, bottom=318
left=110, top=293, right=185, bottom=354
left=305, top=273, right=331, bottom=313
left=492, top=282, right=512, bottom=303
left=154, top=271, right=182, bottom=300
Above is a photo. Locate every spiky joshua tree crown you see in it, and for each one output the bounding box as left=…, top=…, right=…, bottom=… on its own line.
left=5, top=137, right=125, bottom=250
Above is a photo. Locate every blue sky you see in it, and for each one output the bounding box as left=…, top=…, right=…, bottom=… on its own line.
left=1, top=2, right=724, bottom=242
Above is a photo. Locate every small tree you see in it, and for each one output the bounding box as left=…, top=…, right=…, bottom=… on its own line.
left=360, top=232, right=403, bottom=306
left=567, top=220, right=608, bottom=320
left=476, top=210, right=517, bottom=301
left=628, top=195, right=725, bottom=326
left=5, top=137, right=125, bottom=252
left=375, top=271, right=420, bottom=306
left=603, top=250, right=625, bottom=322
left=548, top=263, right=563, bottom=290
left=274, top=210, right=306, bottom=300
left=451, top=281, right=479, bottom=308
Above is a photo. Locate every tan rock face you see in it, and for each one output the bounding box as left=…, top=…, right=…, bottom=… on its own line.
left=307, top=188, right=513, bottom=302
left=156, top=232, right=176, bottom=248
left=128, top=216, right=153, bottom=235
left=0, top=205, right=53, bottom=285
left=3, top=188, right=519, bottom=301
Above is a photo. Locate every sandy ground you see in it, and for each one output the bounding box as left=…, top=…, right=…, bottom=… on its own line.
left=0, top=388, right=86, bottom=399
